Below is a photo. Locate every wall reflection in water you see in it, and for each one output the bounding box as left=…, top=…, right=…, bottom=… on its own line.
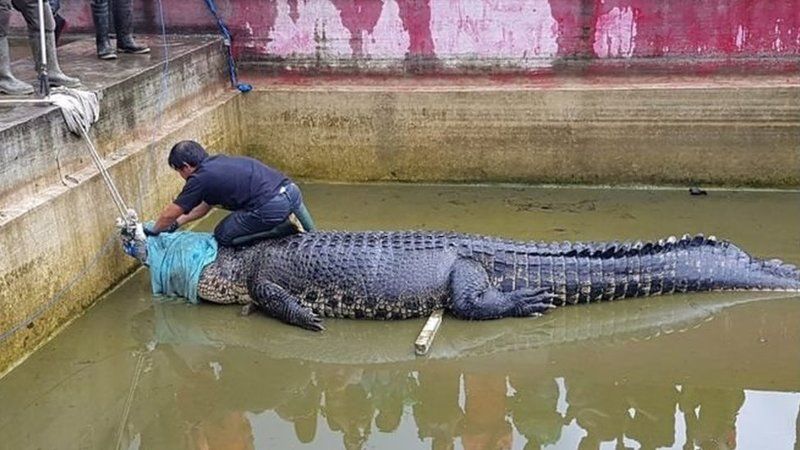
left=142, top=340, right=799, bottom=450
left=132, top=294, right=800, bottom=449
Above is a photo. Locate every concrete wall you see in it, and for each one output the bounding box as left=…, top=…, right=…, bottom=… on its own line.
left=10, top=0, right=800, bottom=73
left=242, top=78, right=800, bottom=187
left=0, top=37, right=242, bottom=375
left=0, top=98, right=242, bottom=374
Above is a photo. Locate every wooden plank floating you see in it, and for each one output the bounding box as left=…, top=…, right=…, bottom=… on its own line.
left=414, top=309, right=444, bottom=356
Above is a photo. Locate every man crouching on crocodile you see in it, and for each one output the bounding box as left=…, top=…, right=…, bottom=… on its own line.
left=145, top=140, right=316, bottom=246
left=118, top=214, right=800, bottom=332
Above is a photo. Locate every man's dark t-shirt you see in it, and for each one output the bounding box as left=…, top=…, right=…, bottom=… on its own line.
left=173, top=155, right=288, bottom=213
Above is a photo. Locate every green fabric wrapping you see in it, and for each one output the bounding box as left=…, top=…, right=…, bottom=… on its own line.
left=146, top=229, right=218, bottom=304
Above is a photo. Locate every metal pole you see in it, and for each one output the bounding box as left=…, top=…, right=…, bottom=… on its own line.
left=0, top=99, right=54, bottom=105
left=36, top=0, right=49, bottom=98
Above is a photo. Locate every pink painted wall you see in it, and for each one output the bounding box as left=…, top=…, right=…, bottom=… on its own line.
left=12, top=0, right=800, bottom=71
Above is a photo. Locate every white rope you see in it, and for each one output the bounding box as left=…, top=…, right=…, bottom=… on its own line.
left=114, top=350, right=146, bottom=450
left=78, top=127, right=128, bottom=218
left=48, top=87, right=130, bottom=219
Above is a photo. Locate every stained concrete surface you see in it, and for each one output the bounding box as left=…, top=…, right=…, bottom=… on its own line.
left=0, top=183, right=797, bottom=449
left=244, top=72, right=800, bottom=187
left=0, top=35, right=240, bottom=376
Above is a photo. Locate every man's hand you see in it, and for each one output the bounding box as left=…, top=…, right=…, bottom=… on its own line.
left=144, top=221, right=179, bottom=237
left=151, top=203, right=185, bottom=235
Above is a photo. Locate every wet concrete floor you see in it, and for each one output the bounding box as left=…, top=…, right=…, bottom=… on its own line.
left=0, top=183, right=798, bottom=449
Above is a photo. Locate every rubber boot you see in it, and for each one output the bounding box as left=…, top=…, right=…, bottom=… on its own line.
left=91, top=0, right=116, bottom=59
left=54, top=14, right=66, bottom=46
left=113, top=0, right=149, bottom=54
left=294, top=203, right=316, bottom=231
left=28, top=31, right=81, bottom=88
left=0, top=37, right=34, bottom=95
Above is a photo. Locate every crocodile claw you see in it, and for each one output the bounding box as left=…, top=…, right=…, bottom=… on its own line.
left=240, top=303, right=255, bottom=316
left=510, top=288, right=559, bottom=317
left=302, top=310, right=326, bottom=332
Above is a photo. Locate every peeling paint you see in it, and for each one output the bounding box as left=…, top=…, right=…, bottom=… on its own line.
left=230, top=0, right=278, bottom=56
left=363, top=0, right=409, bottom=59
left=331, top=0, right=384, bottom=57
left=397, top=0, right=435, bottom=56
left=773, top=23, right=784, bottom=52
left=735, top=25, right=746, bottom=51
left=593, top=6, right=637, bottom=58
left=430, top=0, right=558, bottom=65
left=9, top=0, right=797, bottom=70
left=266, top=0, right=351, bottom=58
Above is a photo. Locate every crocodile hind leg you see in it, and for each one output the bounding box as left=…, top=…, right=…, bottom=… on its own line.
left=249, top=280, right=325, bottom=331
left=448, top=258, right=558, bottom=320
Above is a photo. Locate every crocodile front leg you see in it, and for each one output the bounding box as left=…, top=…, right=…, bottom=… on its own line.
left=249, top=280, right=325, bottom=331
left=448, top=258, right=557, bottom=320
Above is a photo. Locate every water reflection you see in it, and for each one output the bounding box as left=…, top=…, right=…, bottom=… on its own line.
left=124, top=344, right=794, bottom=450
left=119, top=292, right=797, bottom=450
left=1, top=185, right=799, bottom=449
left=0, top=286, right=797, bottom=450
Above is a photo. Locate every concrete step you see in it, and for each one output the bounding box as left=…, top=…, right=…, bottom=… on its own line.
left=0, top=35, right=229, bottom=208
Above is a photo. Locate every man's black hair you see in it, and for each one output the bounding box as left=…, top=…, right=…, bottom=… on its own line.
left=168, top=140, right=209, bottom=169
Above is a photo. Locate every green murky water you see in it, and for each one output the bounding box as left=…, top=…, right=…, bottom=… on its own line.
left=1, top=183, right=798, bottom=450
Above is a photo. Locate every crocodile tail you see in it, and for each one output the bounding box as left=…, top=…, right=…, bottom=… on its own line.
left=738, top=252, right=800, bottom=291
left=481, top=234, right=800, bottom=304
left=670, top=236, right=800, bottom=292
left=619, top=235, right=800, bottom=294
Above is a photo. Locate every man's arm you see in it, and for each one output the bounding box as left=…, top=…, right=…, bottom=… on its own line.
left=177, top=202, right=211, bottom=227
left=151, top=203, right=185, bottom=234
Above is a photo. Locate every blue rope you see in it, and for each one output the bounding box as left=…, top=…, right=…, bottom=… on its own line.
left=202, top=0, right=252, bottom=93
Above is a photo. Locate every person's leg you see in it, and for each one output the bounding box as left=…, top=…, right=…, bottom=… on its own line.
left=15, top=0, right=80, bottom=86
left=0, top=0, right=10, bottom=34
left=112, top=0, right=149, bottom=54
left=48, top=0, right=66, bottom=46
left=0, top=0, right=34, bottom=95
left=231, top=221, right=297, bottom=246
left=214, top=203, right=298, bottom=247
left=215, top=189, right=305, bottom=246
left=213, top=210, right=266, bottom=247
left=90, top=0, right=115, bottom=59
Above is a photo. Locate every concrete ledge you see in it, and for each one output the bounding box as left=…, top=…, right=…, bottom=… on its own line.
left=0, top=93, right=243, bottom=375
left=0, top=35, right=243, bottom=375
left=0, top=35, right=228, bottom=208
left=242, top=74, right=800, bottom=187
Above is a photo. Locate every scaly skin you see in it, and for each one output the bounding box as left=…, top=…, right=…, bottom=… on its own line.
left=194, top=231, right=800, bottom=331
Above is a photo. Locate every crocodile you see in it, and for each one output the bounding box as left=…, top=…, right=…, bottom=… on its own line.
left=122, top=229, right=800, bottom=331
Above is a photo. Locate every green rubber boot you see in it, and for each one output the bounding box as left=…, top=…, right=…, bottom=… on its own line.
left=28, top=31, right=81, bottom=88
left=0, top=37, right=34, bottom=95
